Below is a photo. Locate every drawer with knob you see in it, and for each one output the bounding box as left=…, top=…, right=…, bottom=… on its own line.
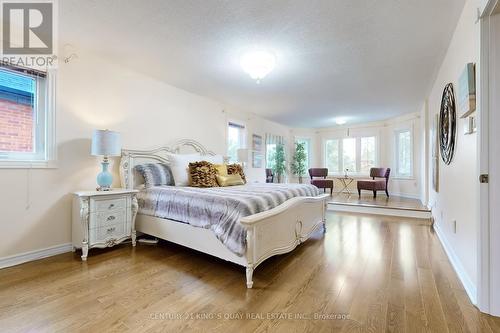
left=90, top=210, right=126, bottom=229
left=90, top=197, right=127, bottom=213
left=89, top=223, right=127, bottom=244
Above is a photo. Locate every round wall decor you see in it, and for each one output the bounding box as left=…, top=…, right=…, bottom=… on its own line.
left=439, top=83, right=456, bottom=165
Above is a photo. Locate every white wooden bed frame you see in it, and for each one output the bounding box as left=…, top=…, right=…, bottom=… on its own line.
left=120, top=139, right=328, bottom=288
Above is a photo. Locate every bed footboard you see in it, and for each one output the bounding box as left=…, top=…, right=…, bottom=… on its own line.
left=240, top=194, right=328, bottom=288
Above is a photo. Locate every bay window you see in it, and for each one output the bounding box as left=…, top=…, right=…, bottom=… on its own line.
left=360, top=136, right=376, bottom=173
left=325, top=139, right=339, bottom=173
left=395, top=129, right=413, bottom=178
left=342, top=138, right=357, bottom=172
left=324, top=136, right=377, bottom=175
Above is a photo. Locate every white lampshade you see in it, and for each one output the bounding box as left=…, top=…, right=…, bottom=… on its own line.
left=237, top=148, right=249, bottom=163
left=91, top=129, right=121, bottom=156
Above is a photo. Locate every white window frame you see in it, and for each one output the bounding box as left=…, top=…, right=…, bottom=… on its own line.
left=341, top=136, right=358, bottom=173
left=323, top=137, right=341, bottom=174
left=359, top=135, right=378, bottom=174
left=394, top=128, right=414, bottom=179
left=322, top=134, right=379, bottom=176
left=226, top=120, right=246, bottom=163
left=0, top=68, right=56, bottom=169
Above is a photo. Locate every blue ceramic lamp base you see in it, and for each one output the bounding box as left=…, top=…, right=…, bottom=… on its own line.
left=96, top=158, right=113, bottom=191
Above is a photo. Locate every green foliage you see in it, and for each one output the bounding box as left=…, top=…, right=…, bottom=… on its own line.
left=266, top=144, right=276, bottom=170
left=291, top=142, right=307, bottom=178
left=272, top=144, right=286, bottom=180
left=325, top=139, right=339, bottom=172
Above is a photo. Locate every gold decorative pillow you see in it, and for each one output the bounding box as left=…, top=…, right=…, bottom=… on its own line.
left=216, top=174, right=245, bottom=187
left=188, top=161, right=218, bottom=187
left=227, top=164, right=246, bottom=184
left=213, top=163, right=228, bottom=176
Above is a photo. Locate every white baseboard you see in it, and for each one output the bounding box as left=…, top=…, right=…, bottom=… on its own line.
left=328, top=203, right=432, bottom=219
left=0, top=243, right=73, bottom=269
left=333, top=191, right=421, bottom=201
left=433, top=222, right=477, bottom=305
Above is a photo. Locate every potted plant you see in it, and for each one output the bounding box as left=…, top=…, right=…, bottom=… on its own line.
left=272, top=144, right=287, bottom=183
left=291, top=142, right=307, bottom=183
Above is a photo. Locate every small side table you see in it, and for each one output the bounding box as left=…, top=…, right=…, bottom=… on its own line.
left=334, top=177, right=355, bottom=195
left=72, top=189, right=139, bottom=261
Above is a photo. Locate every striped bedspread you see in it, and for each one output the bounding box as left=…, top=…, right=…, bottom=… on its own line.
left=137, top=183, right=320, bottom=256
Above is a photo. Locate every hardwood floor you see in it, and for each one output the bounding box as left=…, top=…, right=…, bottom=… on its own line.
left=1, top=212, right=499, bottom=332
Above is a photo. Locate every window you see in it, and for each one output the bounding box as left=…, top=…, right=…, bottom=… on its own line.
left=295, top=137, right=311, bottom=171
left=342, top=138, right=356, bottom=173
left=323, top=136, right=377, bottom=175
left=265, top=143, right=276, bottom=169
left=395, top=129, right=413, bottom=178
left=324, top=139, right=339, bottom=173
left=360, top=136, right=376, bottom=173
left=227, top=121, right=246, bottom=163
left=0, top=67, right=55, bottom=167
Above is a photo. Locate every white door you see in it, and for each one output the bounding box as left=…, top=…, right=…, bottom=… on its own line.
left=479, top=1, right=500, bottom=316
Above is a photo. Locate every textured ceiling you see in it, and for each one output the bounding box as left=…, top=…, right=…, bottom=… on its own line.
left=61, top=0, right=465, bottom=128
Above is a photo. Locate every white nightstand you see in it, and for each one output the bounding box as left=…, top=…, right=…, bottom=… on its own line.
left=72, top=189, right=139, bottom=261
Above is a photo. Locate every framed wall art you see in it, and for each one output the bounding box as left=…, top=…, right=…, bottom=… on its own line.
left=458, top=63, right=476, bottom=118
left=439, top=83, right=457, bottom=165
left=252, top=134, right=262, bottom=151
left=252, top=152, right=263, bottom=168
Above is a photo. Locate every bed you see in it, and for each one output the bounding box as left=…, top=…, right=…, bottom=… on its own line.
left=120, top=139, right=328, bottom=288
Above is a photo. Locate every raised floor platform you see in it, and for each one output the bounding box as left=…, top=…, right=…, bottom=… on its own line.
left=328, top=193, right=432, bottom=220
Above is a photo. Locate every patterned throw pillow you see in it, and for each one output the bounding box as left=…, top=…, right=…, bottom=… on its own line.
left=189, top=161, right=218, bottom=187
left=227, top=164, right=246, bottom=184
left=134, top=163, right=175, bottom=188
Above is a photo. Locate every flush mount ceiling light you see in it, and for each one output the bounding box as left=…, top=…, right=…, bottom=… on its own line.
left=240, top=49, right=276, bottom=84
left=335, top=118, right=347, bottom=125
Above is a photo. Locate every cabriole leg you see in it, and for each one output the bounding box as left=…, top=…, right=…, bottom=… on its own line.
left=246, top=266, right=254, bottom=288
left=81, top=243, right=89, bottom=261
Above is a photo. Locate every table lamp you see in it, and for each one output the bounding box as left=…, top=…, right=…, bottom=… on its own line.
left=91, top=129, right=121, bottom=191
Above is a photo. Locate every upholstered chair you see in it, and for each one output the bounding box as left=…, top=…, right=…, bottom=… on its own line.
left=265, top=168, right=274, bottom=183
left=308, top=168, right=334, bottom=195
left=357, top=168, right=391, bottom=198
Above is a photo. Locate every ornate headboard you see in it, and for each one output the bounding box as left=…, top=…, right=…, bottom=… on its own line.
left=119, top=139, right=217, bottom=189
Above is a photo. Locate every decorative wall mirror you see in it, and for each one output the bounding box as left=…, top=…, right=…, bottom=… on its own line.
left=439, top=83, right=457, bottom=165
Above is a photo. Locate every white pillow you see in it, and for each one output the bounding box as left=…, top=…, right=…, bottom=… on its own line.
left=202, top=154, right=224, bottom=164
left=167, top=153, right=201, bottom=186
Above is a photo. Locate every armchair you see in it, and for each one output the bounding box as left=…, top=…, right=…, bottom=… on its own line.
left=265, top=168, right=274, bottom=183
left=308, top=168, right=334, bottom=195
left=357, top=168, right=391, bottom=198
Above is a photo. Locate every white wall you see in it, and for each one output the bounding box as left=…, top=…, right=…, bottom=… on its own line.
left=0, top=51, right=290, bottom=259
left=426, top=0, right=479, bottom=300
